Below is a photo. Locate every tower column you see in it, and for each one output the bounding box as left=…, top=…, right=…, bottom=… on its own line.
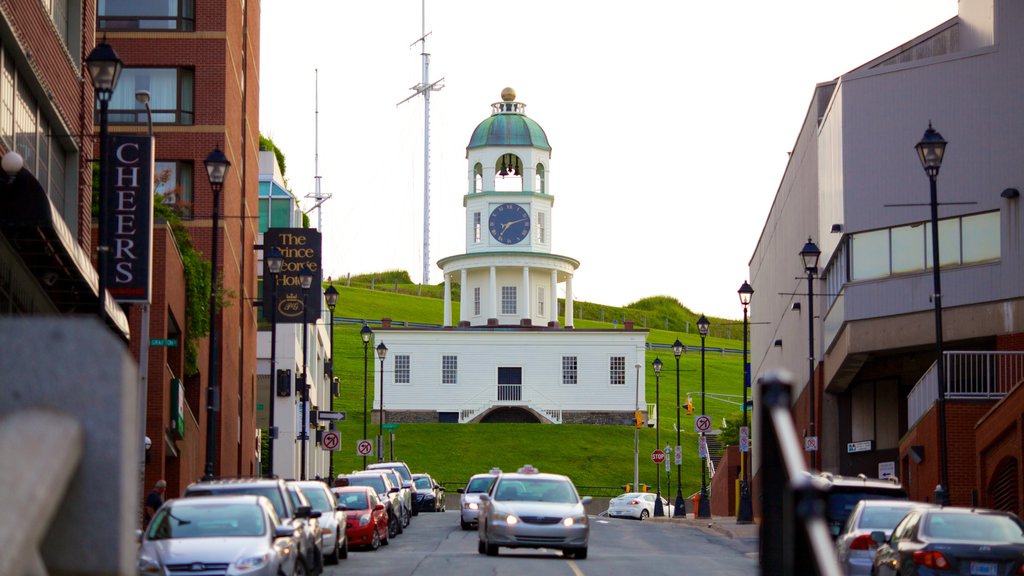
left=521, top=266, right=530, bottom=324
left=550, top=270, right=558, bottom=327
left=460, top=268, right=469, bottom=324
left=489, top=266, right=497, bottom=324
left=443, top=273, right=452, bottom=326
left=566, top=275, right=575, bottom=329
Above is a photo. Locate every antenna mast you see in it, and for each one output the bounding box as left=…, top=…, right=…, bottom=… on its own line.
left=306, top=69, right=331, bottom=227
left=397, top=0, right=444, bottom=286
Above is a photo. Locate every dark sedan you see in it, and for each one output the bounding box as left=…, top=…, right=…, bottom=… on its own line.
left=412, top=473, right=445, bottom=512
left=871, top=506, right=1024, bottom=575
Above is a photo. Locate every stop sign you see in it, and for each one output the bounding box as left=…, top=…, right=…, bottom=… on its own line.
left=652, top=449, right=666, bottom=464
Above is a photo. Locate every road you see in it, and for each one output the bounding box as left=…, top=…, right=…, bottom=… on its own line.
left=325, top=510, right=759, bottom=576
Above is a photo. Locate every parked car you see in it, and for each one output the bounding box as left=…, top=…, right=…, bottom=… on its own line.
left=412, top=473, right=445, bottom=512
left=333, top=485, right=390, bottom=550
left=458, top=468, right=502, bottom=530
left=871, top=505, right=1024, bottom=575
left=807, top=472, right=908, bottom=538
left=183, top=477, right=323, bottom=575
left=477, top=465, right=592, bottom=559
left=340, top=471, right=403, bottom=538
left=138, top=494, right=301, bottom=576
left=372, top=468, right=412, bottom=528
left=834, top=499, right=935, bottom=575
left=606, top=492, right=674, bottom=520
left=367, top=461, right=418, bottom=515
left=293, top=480, right=348, bottom=564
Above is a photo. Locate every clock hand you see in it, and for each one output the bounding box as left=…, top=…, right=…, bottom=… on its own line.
left=501, top=218, right=527, bottom=233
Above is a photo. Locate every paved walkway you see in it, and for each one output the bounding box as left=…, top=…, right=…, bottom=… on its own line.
left=650, top=514, right=760, bottom=540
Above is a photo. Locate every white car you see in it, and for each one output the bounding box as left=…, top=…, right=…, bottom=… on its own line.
left=293, top=480, right=348, bottom=565
left=606, top=492, right=674, bottom=520
left=458, top=468, right=502, bottom=530
left=835, top=499, right=934, bottom=576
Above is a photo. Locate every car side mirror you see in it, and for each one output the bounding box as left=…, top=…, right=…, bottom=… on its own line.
left=274, top=525, right=296, bottom=539
left=374, top=503, right=386, bottom=511
left=479, top=494, right=491, bottom=502
left=870, top=530, right=887, bottom=545
left=580, top=496, right=593, bottom=505
left=438, top=485, right=445, bottom=492
left=295, top=505, right=313, bottom=519
left=456, top=488, right=465, bottom=494
left=310, top=510, right=322, bottom=519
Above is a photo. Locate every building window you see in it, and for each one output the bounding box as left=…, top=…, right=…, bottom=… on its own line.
left=40, top=0, right=70, bottom=47
left=155, top=161, right=194, bottom=218
left=98, top=0, right=195, bottom=31
left=473, top=287, right=481, bottom=316
left=610, top=356, right=626, bottom=385
left=562, top=356, right=577, bottom=385
left=394, top=355, right=410, bottom=384
left=473, top=163, right=483, bottom=193
left=537, top=287, right=544, bottom=316
left=105, top=68, right=194, bottom=125
left=537, top=212, right=546, bottom=243
left=473, top=212, right=481, bottom=243
left=442, top=355, right=457, bottom=385
left=535, top=163, right=545, bottom=194
left=501, top=286, right=517, bottom=315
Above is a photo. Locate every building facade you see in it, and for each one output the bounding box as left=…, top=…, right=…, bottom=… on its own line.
left=749, top=0, right=1023, bottom=514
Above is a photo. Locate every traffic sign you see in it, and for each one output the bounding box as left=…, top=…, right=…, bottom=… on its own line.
left=652, top=449, right=666, bottom=464
left=805, top=436, right=818, bottom=452
left=356, top=439, right=373, bottom=457
left=318, top=410, right=347, bottom=421
left=382, top=423, right=399, bottom=431
left=740, top=436, right=750, bottom=453
left=698, top=435, right=708, bottom=458
left=694, top=415, right=712, bottom=433
left=150, top=338, right=178, bottom=347
left=674, top=445, right=682, bottom=465
left=322, top=431, right=340, bottom=451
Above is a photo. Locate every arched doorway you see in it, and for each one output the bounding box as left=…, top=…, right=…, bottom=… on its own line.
left=988, top=457, right=1019, bottom=515
left=479, top=407, right=541, bottom=423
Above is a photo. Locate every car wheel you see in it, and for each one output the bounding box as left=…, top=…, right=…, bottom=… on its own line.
left=402, top=507, right=411, bottom=527
left=640, top=509, right=650, bottom=520
left=574, top=547, right=588, bottom=560
left=338, top=535, right=348, bottom=560
left=313, top=547, right=324, bottom=575
left=485, top=542, right=499, bottom=556
left=369, top=528, right=381, bottom=551
left=478, top=539, right=486, bottom=555
left=324, top=543, right=338, bottom=566
left=293, top=559, right=308, bottom=576
left=388, top=512, right=399, bottom=538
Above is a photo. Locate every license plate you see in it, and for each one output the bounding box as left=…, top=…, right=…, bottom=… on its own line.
left=971, top=562, right=997, bottom=576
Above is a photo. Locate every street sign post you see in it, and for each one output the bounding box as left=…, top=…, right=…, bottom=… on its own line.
left=740, top=426, right=750, bottom=453
left=322, top=431, right=340, bottom=451
left=674, top=444, right=682, bottom=465
left=694, top=415, right=712, bottom=433
left=356, top=439, right=373, bottom=457
left=382, top=423, right=398, bottom=431
left=652, top=449, right=666, bottom=464
left=318, top=410, right=347, bottom=421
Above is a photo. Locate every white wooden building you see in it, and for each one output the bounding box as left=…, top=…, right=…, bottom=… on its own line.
left=374, top=89, right=648, bottom=424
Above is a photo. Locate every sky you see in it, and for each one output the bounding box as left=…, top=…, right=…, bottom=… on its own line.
left=259, top=0, right=959, bottom=320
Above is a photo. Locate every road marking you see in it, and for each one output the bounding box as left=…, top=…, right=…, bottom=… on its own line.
left=568, top=560, right=586, bottom=576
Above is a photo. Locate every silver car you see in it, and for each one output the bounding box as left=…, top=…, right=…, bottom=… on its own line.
left=477, top=465, right=591, bottom=559
left=293, top=481, right=348, bottom=565
left=459, top=468, right=501, bottom=530
left=138, top=494, right=301, bottom=576
left=835, top=499, right=935, bottom=575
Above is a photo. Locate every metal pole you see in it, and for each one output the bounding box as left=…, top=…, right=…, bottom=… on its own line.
left=698, top=334, right=711, bottom=518
left=363, top=338, right=368, bottom=469
left=674, top=354, right=684, bottom=517
left=654, top=368, right=664, bottom=517
left=327, top=305, right=335, bottom=482
left=300, top=309, right=308, bottom=480
left=807, top=267, right=816, bottom=471
left=378, top=356, right=385, bottom=462
left=633, top=364, right=640, bottom=492
left=929, top=173, right=950, bottom=505
left=268, top=278, right=277, bottom=477
left=203, top=182, right=221, bottom=481
left=737, top=303, right=754, bottom=522
left=97, top=98, right=109, bottom=323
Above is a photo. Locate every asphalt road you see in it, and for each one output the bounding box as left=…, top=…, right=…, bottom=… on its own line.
left=325, top=509, right=759, bottom=576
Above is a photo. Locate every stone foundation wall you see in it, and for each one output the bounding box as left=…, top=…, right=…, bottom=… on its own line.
left=372, top=410, right=636, bottom=425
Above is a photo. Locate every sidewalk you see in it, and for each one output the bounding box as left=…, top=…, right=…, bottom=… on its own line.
left=650, top=514, right=760, bottom=540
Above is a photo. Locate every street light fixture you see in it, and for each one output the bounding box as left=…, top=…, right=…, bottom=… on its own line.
left=202, top=145, right=230, bottom=481
left=633, top=363, right=641, bottom=495
left=376, top=341, right=388, bottom=462
left=323, top=283, right=339, bottom=481
left=86, top=40, right=123, bottom=324
left=360, top=324, right=373, bottom=469
left=266, top=247, right=283, bottom=477
left=672, top=338, right=684, bottom=517
left=298, top=270, right=313, bottom=480
left=652, top=357, right=665, bottom=517
left=696, top=314, right=711, bottom=519
left=737, top=280, right=754, bottom=523
left=916, top=122, right=950, bottom=506
left=799, top=238, right=821, bottom=471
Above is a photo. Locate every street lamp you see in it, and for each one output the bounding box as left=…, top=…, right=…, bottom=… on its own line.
left=696, top=314, right=711, bottom=519
left=737, top=280, right=754, bottom=523
left=86, top=40, right=123, bottom=324
left=633, top=363, right=641, bottom=495
left=298, top=270, right=313, bottom=480
left=652, top=357, right=665, bottom=517
left=800, top=238, right=821, bottom=471
left=376, top=341, right=388, bottom=462
left=916, top=122, right=950, bottom=506
left=360, top=324, right=373, bottom=469
left=323, top=283, right=339, bottom=481
left=202, top=145, right=230, bottom=480
left=266, top=247, right=283, bottom=477
left=672, top=338, right=684, bottom=517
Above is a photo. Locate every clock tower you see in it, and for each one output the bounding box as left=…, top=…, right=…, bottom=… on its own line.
left=438, top=88, right=579, bottom=328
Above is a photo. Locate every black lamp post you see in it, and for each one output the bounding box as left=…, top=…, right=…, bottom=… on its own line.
left=298, top=270, right=313, bottom=480
left=266, top=247, right=283, bottom=477
left=376, top=342, right=388, bottom=462
left=696, top=314, right=711, bottom=519
left=323, top=283, right=339, bottom=481
left=202, top=146, right=230, bottom=481
left=86, top=40, right=123, bottom=324
left=360, top=324, right=373, bottom=469
left=672, top=338, right=685, bottom=517
left=652, top=357, right=665, bottom=517
left=800, top=238, right=821, bottom=471
left=737, top=280, right=754, bottom=523
left=916, top=122, right=950, bottom=506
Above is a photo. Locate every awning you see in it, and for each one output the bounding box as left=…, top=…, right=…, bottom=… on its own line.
left=0, top=167, right=130, bottom=339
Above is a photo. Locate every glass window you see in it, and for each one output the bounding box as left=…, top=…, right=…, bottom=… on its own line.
left=851, top=229, right=890, bottom=281
left=106, top=68, right=194, bottom=125
left=1, top=50, right=14, bottom=147
left=155, top=161, right=194, bottom=218
left=501, top=286, right=516, bottom=315
left=537, top=286, right=544, bottom=316
left=99, top=0, right=195, bottom=31
left=925, top=218, right=961, bottom=268
left=562, top=356, right=577, bottom=385
left=441, top=355, right=457, bottom=384
left=961, top=211, right=999, bottom=263
left=610, top=356, right=626, bottom=385
left=394, top=355, right=410, bottom=384
left=473, top=287, right=481, bottom=316
left=890, top=224, right=925, bottom=274
left=535, top=163, right=545, bottom=194
left=473, top=212, right=481, bottom=242
left=537, top=212, right=546, bottom=243
left=473, top=163, right=482, bottom=193
left=15, top=81, right=37, bottom=174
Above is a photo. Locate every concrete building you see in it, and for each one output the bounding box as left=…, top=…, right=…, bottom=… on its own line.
left=749, top=0, right=1023, bottom=514
left=375, top=89, right=649, bottom=427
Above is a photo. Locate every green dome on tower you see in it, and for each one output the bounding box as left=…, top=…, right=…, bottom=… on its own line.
left=467, top=88, right=551, bottom=152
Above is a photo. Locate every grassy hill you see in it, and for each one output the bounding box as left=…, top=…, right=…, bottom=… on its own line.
left=322, top=275, right=748, bottom=497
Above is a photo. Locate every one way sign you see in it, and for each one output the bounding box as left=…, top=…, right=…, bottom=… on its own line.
left=318, top=411, right=347, bottom=421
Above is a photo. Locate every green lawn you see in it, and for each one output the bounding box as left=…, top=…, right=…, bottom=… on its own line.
left=322, top=283, right=748, bottom=497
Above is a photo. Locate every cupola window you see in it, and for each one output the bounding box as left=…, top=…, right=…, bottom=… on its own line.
left=495, top=153, right=523, bottom=192
left=535, top=163, right=545, bottom=194
left=473, top=163, right=483, bottom=193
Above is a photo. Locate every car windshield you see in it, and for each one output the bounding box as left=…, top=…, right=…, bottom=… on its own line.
left=373, top=464, right=411, bottom=483
left=414, top=477, right=432, bottom=490
left=466, top=477, right=496, bottom=493
left=922, top=513, right=1024, bottom=542
left=148, top=503, right=265, bottom=540
left=348, top=476, right=386, bottom=495
left=335, top=491, right=370, bottom=510
left=858, top=507, right=917, bottom=530
left=826, top=492, right=905, bottom=534
left=187, top=486, right=287, bottom=519
left=300, top=486, right=333, bottom=513
left=495, top=478, right=577, bottom=503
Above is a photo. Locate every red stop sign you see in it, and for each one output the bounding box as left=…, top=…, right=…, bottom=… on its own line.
left=652, top=449, right=666, bottom=464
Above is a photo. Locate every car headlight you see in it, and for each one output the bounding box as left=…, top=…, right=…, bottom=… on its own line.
left=234, top=552, right=270, bottom=570
left=564, top=515, right=587, bottom=527
left=137, top=556, right=162, bottom=575
left=505, top=514, right=519, bottom=525
left=359, top=513, right=372, bottom=526
left=467, top=502, right=479, bottom=510
left=562, top=517, right=575, bottom=526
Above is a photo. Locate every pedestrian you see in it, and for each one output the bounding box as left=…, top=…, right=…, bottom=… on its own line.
left=143, top=479, right=167, bottom=528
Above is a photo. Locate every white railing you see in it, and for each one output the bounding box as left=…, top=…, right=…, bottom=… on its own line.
left=460, top=405, right=489, bottom=423
left=497, top=383, right=523, bottom=401
left=541, top=409, right=562, bottom=424
left=908, top=351, right=1024, bottom=428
